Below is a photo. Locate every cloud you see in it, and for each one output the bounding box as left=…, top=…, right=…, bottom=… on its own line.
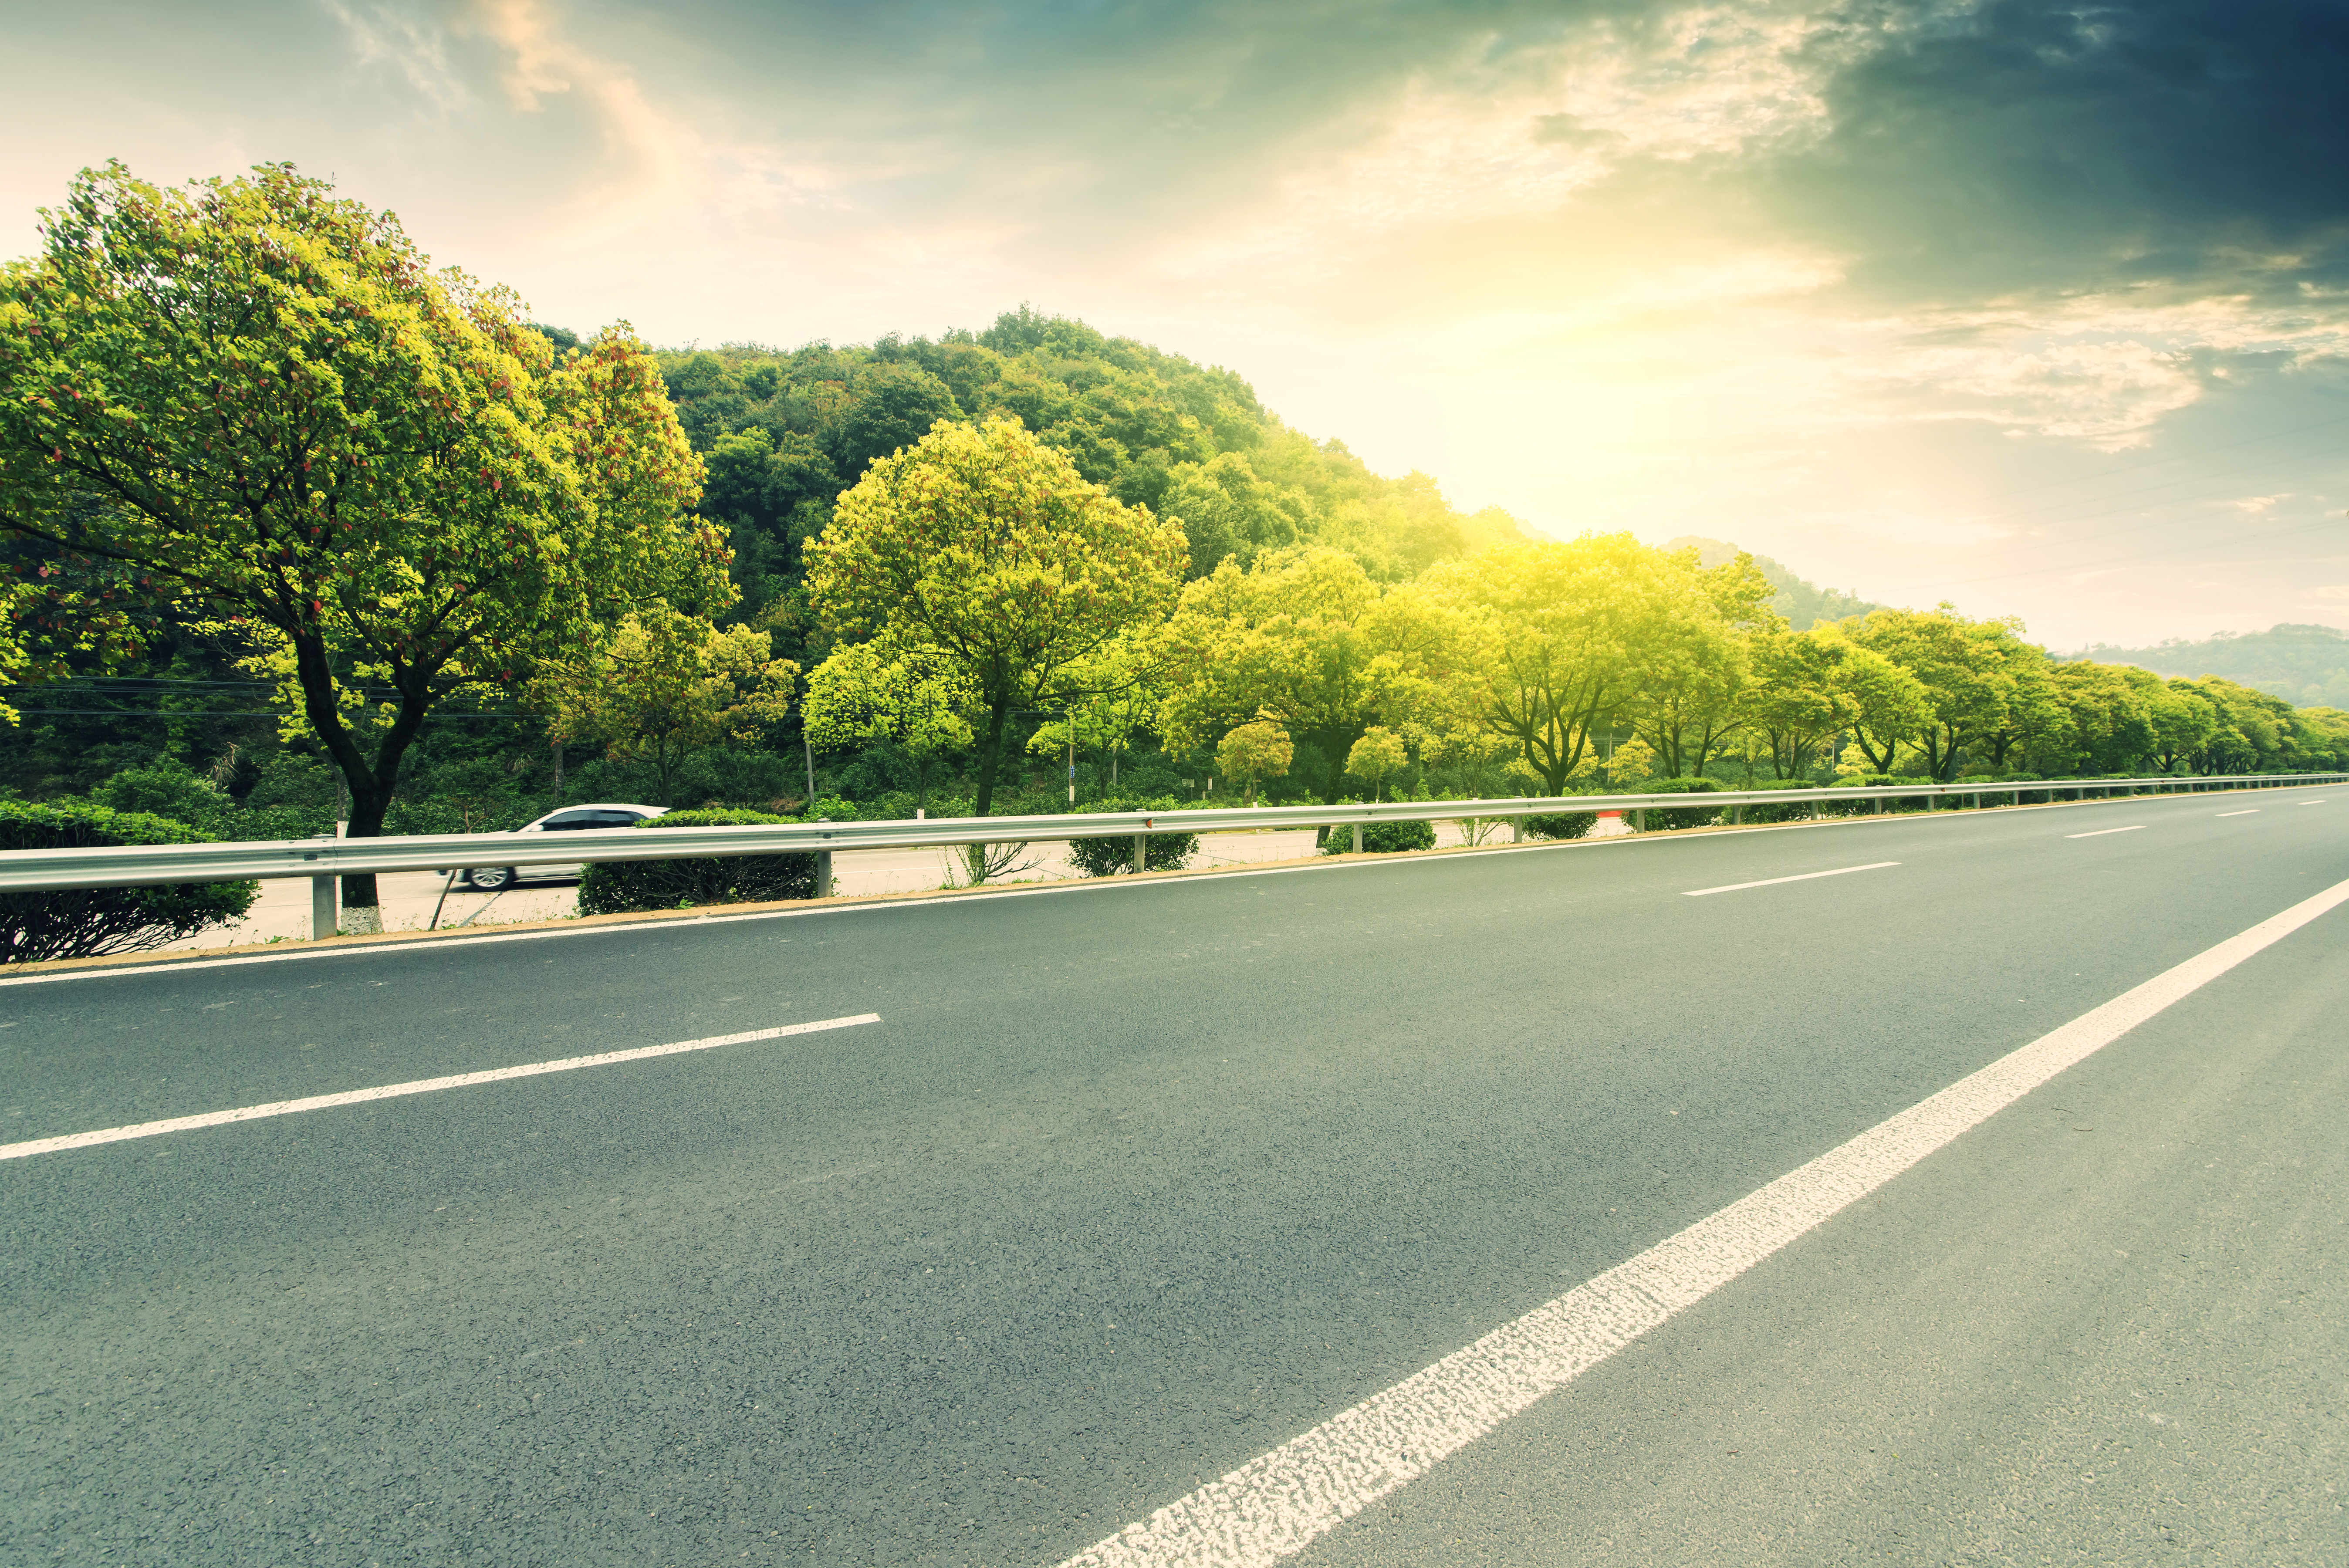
left=1761, top=0, right=2349, bottom=309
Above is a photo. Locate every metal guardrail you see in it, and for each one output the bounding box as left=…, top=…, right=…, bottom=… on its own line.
left=1, top=772, right=2339, bottom=896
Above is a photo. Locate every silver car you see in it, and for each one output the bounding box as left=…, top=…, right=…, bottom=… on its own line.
left=460, top=803, right=669, bottom=889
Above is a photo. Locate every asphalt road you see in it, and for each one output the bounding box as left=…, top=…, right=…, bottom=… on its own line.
left=2, top=786, right=2342, bottom=1566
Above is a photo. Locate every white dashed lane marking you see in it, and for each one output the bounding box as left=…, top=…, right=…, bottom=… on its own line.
left=1681, top=862, right=1899, bottom=897
left=0, top=1014, right=882, bottom=1161
left=2066, top=825, right=2146, bottom=839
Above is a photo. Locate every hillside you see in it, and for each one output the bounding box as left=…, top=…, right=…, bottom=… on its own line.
left=617, top=309, right=1530, bottom=657
left=1665, top=537, right=1892, bottom=630
left=2083, top=625, right=2349, bottom=710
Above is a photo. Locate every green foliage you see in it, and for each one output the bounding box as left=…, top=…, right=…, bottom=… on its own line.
left=1521, top=811, right=1598, bottom=840
left=0, top=799, right=257, bottom=963
left=88, top=757, right=230, bottom=829
left=807, top=416, right=1187, bottom=820
left=1637, top=777, right=1723, bottom=830
left=1668, top=537, right=1891, bottom=630
left=0, top=162, right=727, bottom=922
left=2083, top=624, right=2349, bottom=710
left=575, top=808, right=815, bottom=915
left=1062, top=798, right=1198, bottom=877
left=1735, top=780, right=1818, bottom=824
left=1321, top=817, right=1438, bottom=855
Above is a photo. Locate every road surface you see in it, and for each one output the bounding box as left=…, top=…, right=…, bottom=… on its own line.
left=2, top=786, right=2341, bottom=1565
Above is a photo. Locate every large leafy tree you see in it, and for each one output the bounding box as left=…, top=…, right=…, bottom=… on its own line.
left=1421, top=533, right=1712, bottom=793
left=1846, top=605, right=2057, bottom=780
left=802, top=636, right=976, bottom=811
left=1626, top=549, right=1779, bottom=778
left=0, top=162, right=724, bottom=924
left=805, top=415, right=1186, bottom=817
left=531, top=603, right=797, bottom=806
left=1745, top=628, right=1857, bottom=779
left=1159, top=546, right=1472, bottom=800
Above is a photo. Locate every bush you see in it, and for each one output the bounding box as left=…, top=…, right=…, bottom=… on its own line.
left=1637, top=777, right=1722, bottom=830
left=89, top=759, right=231, bottom=831
left=1522, top=811, right=1599, bottom=841
left=1, top=801, right=258, bottom=963
left=576, top=808, right=817, bottom=915
left=1320, top=818, right=1438, bottom=855
left=1063, top=798, right=1198, bottom=876
left=1818, top=775, right=1937, bottom=816
left=1737, top=781, right=1818, bottom=825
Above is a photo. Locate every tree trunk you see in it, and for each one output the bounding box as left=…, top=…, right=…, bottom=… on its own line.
left=289, top=630, right=429, bottom=925
left=971, top=699, right=1012, bottom=817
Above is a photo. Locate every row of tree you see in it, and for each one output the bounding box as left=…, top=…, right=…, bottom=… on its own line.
left=6, top=165, right=2345, bottom=923
left=787, top=422, right=2349, bottom=817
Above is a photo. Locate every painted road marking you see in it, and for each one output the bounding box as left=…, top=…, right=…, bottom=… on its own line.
left=2301, top=800, right=2327, bottom=805
left=2067, top=825, right=2145, bottom=839
left=1682, top=862, right=1899, bottom=897
left=1057, top=877, right=2349, bottom=1568
left=0, top=1014, right=882, bottom=1162
left=2218, top=810, right=2259, bottom=817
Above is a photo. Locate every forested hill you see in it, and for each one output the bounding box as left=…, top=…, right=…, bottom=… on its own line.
left=611, top=308, right=1529, bottom=649
left=1666, top=537, right=1892, bottom=630
left=2083, top=625, right=2349, bottom=710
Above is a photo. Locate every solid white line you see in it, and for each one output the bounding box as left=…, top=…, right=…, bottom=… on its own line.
left=2066, top=825, right=2145, bottom=839
left=2217, top=810, right=2258, bottom=817
left=1682, top=861, right=1899, bottom=897
left=1057, top=875, right=2349, bottom=1568
left=0, top=1014, right=881, bottom=1162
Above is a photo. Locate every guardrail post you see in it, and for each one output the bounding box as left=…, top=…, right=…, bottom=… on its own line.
left=1512, top=816, right=1524, bottom=842
left=1132, top=833, right=1146, bottom=873
left=311, top=873, right=336, bottom=939
left=815, top=849, right=833, bottom=899
left=1633, top=808, right=1646, bottom=831
left=1352, top=823, right=1364, bottom=853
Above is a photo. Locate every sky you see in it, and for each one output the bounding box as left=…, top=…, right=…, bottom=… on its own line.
left=5, top=0, right=2347, bottom=649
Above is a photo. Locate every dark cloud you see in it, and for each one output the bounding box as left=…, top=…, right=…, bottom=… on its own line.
left=1768, top=0, right=2349, bottom=304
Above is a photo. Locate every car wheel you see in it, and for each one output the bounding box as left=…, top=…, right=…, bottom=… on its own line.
left=466, top=866, right=516, bottom=891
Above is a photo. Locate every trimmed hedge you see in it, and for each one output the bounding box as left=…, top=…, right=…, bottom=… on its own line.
left=1, top=801, right=258, bottom=963
left=1320, top=818, right=1437, bottom=855
left=1737, top=780, right=1818, bottom=824
left=576, top=809, right=817, bottom=915
left=1817, top=775, right=1938, bottom=816
left=1522, top=811, right=1598, bottom=841
left=1063, top=799, right=1198, bottom=877
left=1639, top=777, right=1723, bottom=830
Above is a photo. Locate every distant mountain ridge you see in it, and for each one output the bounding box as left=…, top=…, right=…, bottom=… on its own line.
left=2082, top=624, right=2349, bottom=710
left=1664, top=537, right=1892, bottom=631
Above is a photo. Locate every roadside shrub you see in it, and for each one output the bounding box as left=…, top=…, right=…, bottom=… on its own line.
left=1737, top=781, right=1818, bottom=825
left=1638, top=777, right=1722, bottom=830
left=89, top=759, right=231, bottom=831
left=576, top=808, right=816, bottom=915
left=1320, top=818, right=1438, bottom=855
left=0, top=801, right=258, bottom=963
left=1522, top=811, right=1598, bottom=841
left=1064, top=798, right=1198, bottom=877
left=1819, top=775, right=1937, bottom=816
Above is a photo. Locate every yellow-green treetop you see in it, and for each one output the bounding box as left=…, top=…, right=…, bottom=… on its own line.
left=806, top=415, right=1185, bottom=815
left=0, top=162, right=723, bottom=906
left=533, top=604, right=797, bottom=807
